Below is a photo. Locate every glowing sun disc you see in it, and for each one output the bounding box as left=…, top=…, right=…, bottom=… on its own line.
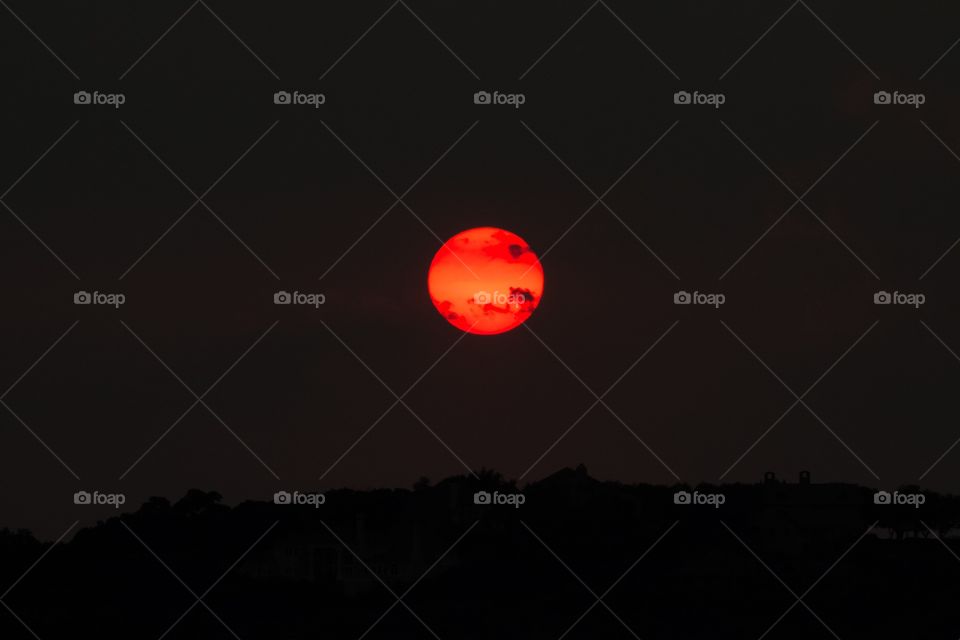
left=427, top=227, right=544, bottom=335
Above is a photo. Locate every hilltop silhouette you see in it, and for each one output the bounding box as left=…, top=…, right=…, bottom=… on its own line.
left=2, top=468, right=958, bottom=638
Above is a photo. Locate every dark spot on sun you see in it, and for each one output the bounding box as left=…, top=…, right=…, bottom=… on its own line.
left=508, top=244, right=525, bottom=259
left=510, top=287, right=536, bottom=309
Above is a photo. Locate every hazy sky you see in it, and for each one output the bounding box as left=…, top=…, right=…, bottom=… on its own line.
left=2, top=0, right=960, bottom=538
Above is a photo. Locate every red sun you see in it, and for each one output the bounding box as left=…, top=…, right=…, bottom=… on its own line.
left=428, top=227, right=544, bottom=335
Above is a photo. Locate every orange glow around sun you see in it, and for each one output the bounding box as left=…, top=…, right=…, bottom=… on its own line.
left=428, top=227, right=544, bottom=335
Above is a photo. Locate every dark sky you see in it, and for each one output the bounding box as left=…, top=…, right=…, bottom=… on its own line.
left=2, top=0, right=960, bottom=538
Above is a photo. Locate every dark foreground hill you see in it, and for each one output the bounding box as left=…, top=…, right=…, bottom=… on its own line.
left=2, top=468, right=958, bottom=639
